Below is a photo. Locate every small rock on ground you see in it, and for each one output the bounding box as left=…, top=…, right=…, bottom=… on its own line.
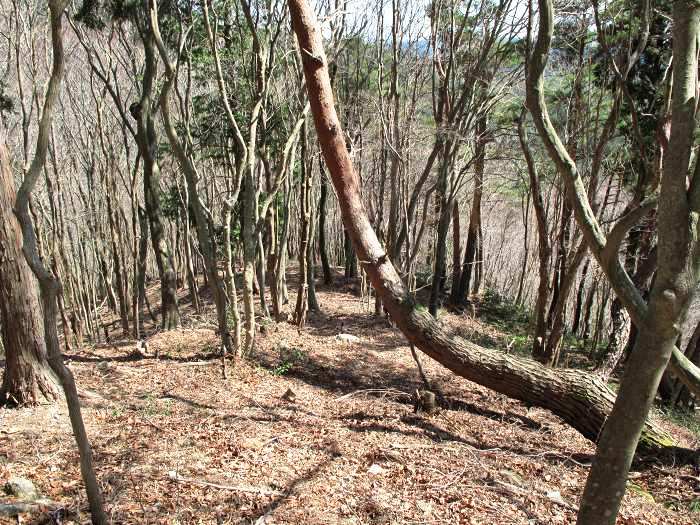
left=336, top=333, right=360, bottom=343
left=4, top=477, right=38, bottom=500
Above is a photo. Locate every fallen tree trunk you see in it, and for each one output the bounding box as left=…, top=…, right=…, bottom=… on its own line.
left=288, top=0, right=676, bottom=457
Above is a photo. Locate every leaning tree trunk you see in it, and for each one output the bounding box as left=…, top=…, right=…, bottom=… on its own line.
left=288, top=0, right=676, bottom=458
left=0, top=141, right=59, bottom=406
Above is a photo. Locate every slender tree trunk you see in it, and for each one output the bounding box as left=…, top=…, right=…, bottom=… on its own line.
left=295, top=121, right=311, bottom=326
left=518, top=114, right=551, bottom=360
left=547, top=199, right=572, bottom=328
left=133, top=31, right=178, bottom=330
left=543, top=242, right=587, bottom=366
left=598, top=299, right=631, bottom=376
left=256, top=233, right=270, bottom=317
left=240, top=83, right=265, bottom=355
left=458, top=118, right=487, bottom=301
left=180, top=184, right=201, bottom=315
left=386, top=3, right=402, bottom=263
left=307, top=250, right=319, bottom=311
left=428, top=148, right=451, bottom=316
left=224, top=203, right=241, bottom=353
left=571, top=257, right=589, bottom=335
left=133, top=206, right=149, bottom=338
left=581, top=280, right=596, bottom=341
left=318, top=160, right=333, bottom=285
left=449, top=200, right=462, bottom=304
left=273, top=175, right=292, bottom=317
left=344, top=228, right=357, bottom=278
left=99, top=254, right=117, bottom=313
left=306, top=151, right=319, bottom=313
left=266, top=200, right=280, bottom=320
left=515, top=192, right=531, bottom=305
left=242, top=175, right=257, bottom=354
left=600, top=224, right=644, bottom=370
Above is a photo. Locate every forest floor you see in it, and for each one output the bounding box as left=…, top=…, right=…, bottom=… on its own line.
left=1, top=273, right=700, bottom=524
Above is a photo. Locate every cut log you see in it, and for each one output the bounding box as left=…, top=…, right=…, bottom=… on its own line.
left=288, top=0, right=677, bottom=457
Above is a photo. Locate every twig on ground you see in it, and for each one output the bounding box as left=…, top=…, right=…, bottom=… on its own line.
left=335, top=388, right=410, bottom=401
left=166, top=471, right=283, bottom=496
left=652, top=465, right=700, bottom=485
left=525, top=451, right=592, bottom=467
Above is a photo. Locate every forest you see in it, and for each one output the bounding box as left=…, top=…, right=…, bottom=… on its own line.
left=1, top=0, right=700, bottom=523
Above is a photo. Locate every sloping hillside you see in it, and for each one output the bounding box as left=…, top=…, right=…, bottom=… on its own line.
left=1, top=283, right=698, bottom=524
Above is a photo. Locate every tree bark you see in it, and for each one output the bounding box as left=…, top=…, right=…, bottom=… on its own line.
left=343, top=228, right=357, bottom=278
left=449, top=200, right=462, bottom=305
left=318, top=160, right=333, bottom=285
left=428, top=149, right=451, bottom=316
left=515, top=192, right=531, bottom=306
left=133, top=206, right=149, bottom=338
left=543, top=241, right=587, bottom=366
left=0, top=141, right=60, bottom=406
left=457, top=118, right=487, bottom=301
left=571, top=258, right=589, bottom=335
left=242, top=169, right=257, bottom=354
left=295, top=120, right=311, bottom=327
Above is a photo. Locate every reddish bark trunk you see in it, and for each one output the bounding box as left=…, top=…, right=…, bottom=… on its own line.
left=0, top=146, right=59, bottom=405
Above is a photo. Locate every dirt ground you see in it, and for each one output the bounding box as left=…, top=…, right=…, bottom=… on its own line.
left=1, top=279, right=699, bottom=524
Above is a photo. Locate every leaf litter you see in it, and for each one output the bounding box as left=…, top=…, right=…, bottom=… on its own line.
left=1, top=280, right=699, bottom=524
